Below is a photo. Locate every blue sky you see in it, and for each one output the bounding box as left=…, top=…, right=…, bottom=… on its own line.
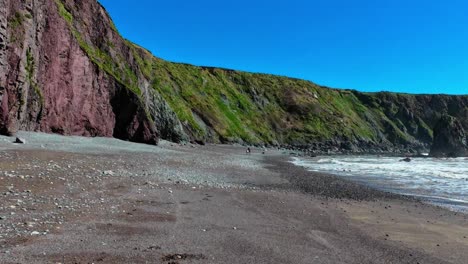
left=98, top=0, right=468, bottom=95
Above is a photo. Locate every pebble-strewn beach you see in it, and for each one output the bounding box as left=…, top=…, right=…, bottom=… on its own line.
left=0, top=132, right=467, bottom=263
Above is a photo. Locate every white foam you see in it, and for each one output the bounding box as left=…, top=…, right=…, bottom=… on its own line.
left=292, top=156, right=468, bottom=212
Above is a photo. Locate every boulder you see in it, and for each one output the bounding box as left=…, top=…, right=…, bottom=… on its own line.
left=430, top=115, right=468, bottom=157
left=14, top=137, right=25, bottom=144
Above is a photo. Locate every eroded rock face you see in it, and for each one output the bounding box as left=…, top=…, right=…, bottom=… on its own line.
left=430, top=115, right=468, bottom=157
left=0, top=0, right=467, bottom=151
left=0, top=0, right=186, bottom=144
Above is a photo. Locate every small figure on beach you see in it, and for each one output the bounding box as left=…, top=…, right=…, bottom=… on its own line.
left=246, top=147, right=251, bottom=155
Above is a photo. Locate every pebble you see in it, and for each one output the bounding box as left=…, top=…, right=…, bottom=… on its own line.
left=31, top=231, right=40, bottom=236
left=103, top=170, right=115, bottom=176
left=24, top=222, right=35, bottom=227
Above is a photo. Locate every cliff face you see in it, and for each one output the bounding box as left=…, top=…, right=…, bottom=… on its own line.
left=430, top=115, right=467, bottom=157
left=1, top=0, right=467, bottom=154
left=0, top=0, right=185, bottom=144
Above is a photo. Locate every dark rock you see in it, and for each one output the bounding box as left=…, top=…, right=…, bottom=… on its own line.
left=194, top=139, right=205, bottom=145
left=430, top=115, right=468, bottom=157
left=14, top=137, right=25, bottom=144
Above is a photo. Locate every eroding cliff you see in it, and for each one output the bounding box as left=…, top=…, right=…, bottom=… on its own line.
left=0, top=0, right=185, bottom=144
left=0, top=0, right=467, bottom=154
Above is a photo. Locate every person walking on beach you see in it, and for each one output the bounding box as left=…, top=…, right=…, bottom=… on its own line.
left=246, top=147, right=251, bottom=155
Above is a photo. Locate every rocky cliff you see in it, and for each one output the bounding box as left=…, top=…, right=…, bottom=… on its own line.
left=1, top=0, right=467, bottom=154
left=0, top=0, right=185, bottom=144
left=149, top=62, right=468, bottom=153
left=430, top=115, right=468, bottom=157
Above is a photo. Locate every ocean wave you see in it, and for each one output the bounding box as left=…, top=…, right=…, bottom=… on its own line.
left=292, top=155, right=468, bottom=213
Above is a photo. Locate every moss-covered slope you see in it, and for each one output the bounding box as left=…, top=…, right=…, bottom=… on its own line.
left=137, top=53, right=467, bottom=151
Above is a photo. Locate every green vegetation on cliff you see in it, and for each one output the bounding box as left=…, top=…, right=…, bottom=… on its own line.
left=55, top=0, right=468, bottom=149
left=128, top=47, right=456, bottom=147
left=25, top=48, right=44, bottom=105
left=146, top=54, right=467, bottom=147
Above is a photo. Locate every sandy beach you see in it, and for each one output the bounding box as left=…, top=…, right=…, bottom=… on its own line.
left=0, top=133, right=467, bottom=264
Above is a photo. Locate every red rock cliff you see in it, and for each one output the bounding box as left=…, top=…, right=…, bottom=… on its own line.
left=0, top=0, right=186, bottom=144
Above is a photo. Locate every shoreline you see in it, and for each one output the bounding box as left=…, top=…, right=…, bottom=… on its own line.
left=265, top=155, right=407, bottom=201
left=0, top=134, right=467, bottom=263
left=289, top=154, right=468, bottom=214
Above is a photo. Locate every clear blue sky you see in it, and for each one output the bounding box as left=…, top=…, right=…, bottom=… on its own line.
left=98, top=0, right=468, bottom=95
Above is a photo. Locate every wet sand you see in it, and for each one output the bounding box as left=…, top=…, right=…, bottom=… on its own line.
left=0, top=133, right=467, bottom=263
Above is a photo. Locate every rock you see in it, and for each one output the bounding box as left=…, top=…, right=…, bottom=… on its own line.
left=102, top=170, right=115, bottom=176
left=24, top=222, right=35, bottom=227
left=430, top=115, right=468, bottom=157
left=194, top=139, right=205, bottom=145
left=30, top=231, right=40, bottom=236
left=14, top=137, right=25, bottom=144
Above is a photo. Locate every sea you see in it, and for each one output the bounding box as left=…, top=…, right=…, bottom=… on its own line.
left=292, top=155, right=468, bottom=213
